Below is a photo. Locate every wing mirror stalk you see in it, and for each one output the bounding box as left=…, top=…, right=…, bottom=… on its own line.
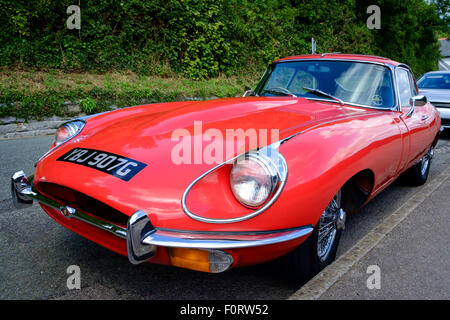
left=406, top=95, right=427, bottom=117
left=243, top=86, right=257, bottom=97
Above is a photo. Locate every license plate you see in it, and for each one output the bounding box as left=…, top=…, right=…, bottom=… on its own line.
left=57, top=148, right=147, bottom=182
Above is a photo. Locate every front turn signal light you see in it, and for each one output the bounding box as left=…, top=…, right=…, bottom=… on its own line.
left=168, top=248, right=233, bottom=273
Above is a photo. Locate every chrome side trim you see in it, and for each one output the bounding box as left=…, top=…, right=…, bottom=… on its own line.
left=181, top=109, right=384, bottom=224
left=11, top=171, right=313, bottom=253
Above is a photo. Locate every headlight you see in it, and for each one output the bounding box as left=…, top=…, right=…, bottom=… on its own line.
left=182, top=146, right=288, bottom=223
left=230, top=150, right=285, bottom=208
left=55, top=120, right=85, bottom=147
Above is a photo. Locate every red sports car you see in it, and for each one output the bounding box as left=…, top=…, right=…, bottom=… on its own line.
left=11, top=54, right=441, bottom=283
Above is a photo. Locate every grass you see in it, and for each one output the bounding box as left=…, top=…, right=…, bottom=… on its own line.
left=0, top=69, right=261, bottom=120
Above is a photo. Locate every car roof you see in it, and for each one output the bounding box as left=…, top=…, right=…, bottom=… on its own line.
left=422, top=71, right=450, bottom=75
left=274, top=53, right=401, bottom=66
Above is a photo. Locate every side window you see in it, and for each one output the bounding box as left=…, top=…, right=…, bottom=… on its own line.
left=397, top=68, right=414, bottom=107
left=408, top=72, right=418, bottom=96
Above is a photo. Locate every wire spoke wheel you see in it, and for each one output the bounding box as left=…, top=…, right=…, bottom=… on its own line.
left=420, top=147, right=434, bottom=176
left=405, top=144, right=435, bottom=186
left=282, top=188, right=345, bottom=284
left=317, top=190, right=341, bottom=262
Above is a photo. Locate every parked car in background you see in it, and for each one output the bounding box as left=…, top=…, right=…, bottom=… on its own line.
left=11, top=54, right=441, bottom=284
left=418, top=71, right=450, bottom=129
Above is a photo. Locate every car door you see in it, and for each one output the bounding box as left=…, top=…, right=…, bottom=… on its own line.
left=397, top=67, right=433, bottom=167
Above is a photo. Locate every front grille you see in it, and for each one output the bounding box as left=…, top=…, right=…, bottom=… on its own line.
left=432, top=102, right=450, bottom=108
left=36, top=182, right=129, bottom=227
left=441, top=118, right=450, bottom=127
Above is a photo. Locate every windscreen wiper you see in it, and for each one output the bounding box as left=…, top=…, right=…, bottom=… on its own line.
left=262, top=87, right=297, bottom=97
left=302, top=87, right=344, bottom=105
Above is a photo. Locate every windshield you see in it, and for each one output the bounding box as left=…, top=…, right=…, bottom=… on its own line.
left=256, top=60, right=395, bottom=109
left=417, top=73, right=450, bottom=89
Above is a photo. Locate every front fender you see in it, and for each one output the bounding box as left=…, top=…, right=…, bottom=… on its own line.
left=273, top=110, right=404, bottom=227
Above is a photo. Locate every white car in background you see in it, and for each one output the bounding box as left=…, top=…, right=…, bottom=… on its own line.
left=418, top=71, right=450, bottom=129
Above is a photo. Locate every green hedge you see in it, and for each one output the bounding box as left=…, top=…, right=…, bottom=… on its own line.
left=0, top=0, right=446, bottom=79
left=0, top=72, right=253, bottom=119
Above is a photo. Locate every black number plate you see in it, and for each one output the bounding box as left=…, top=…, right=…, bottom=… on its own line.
left=57, top=148, right=147, bottom=182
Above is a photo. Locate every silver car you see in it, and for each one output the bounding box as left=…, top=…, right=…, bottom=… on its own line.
left=418, top=71, right=450, bottom=129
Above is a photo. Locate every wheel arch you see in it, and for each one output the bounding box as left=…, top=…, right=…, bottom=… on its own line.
left=340, top=169, right=375, bottom=215
left=431, top=130, right=440, bottom=148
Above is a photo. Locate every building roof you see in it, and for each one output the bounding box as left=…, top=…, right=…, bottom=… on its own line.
left=440, top=39, right=450, bottom=57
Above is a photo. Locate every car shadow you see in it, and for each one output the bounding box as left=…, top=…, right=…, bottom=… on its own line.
left=57, top=231, right=292, bottom=299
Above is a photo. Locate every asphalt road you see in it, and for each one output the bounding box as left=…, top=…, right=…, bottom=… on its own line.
left=0, top=132, right=449, bottom=300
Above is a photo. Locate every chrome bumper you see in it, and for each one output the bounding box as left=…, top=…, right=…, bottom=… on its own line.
left=11, top=170, right=313, bottom=265
left=436, top=107, right=450, bottom=128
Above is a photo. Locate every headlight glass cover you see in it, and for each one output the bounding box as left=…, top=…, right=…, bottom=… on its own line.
left=55, top=120, right=85, bottom=147
left=230, top=152, right=280, bottom=207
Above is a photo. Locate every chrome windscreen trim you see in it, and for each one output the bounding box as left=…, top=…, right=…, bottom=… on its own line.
left=305, top=97, right=397, bottom=111
left=259, top=58, right=400, bottom=111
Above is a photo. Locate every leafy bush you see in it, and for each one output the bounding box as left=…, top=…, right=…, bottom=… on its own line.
left=0, top=0, right=445, bottom=78
left=79, top=97, right=97, bottom=114
left=0, top=71, right=254, bottom=119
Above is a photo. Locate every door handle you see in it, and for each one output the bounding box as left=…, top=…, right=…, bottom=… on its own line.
left=420, top=115, right=429, bottom=121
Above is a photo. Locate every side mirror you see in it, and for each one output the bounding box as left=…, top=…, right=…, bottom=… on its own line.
left=243, top=86, right=256, bottom=97
left=406, top=95, right=427, bottom=117
left=410, top=95, right=427, bottom=107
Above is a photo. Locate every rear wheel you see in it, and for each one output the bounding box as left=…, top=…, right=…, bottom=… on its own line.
left=283, top=190, right=346, bottom=285
left=404, top=146, right=434, bottom=186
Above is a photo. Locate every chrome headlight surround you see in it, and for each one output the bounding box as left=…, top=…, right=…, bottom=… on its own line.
left=55, top=119, right=86, bottom=147
left=181, top=144, right=288, bottom=224
left=35, top=119, right=86, bottom=166
left=230, top=149, right=286, bottom=208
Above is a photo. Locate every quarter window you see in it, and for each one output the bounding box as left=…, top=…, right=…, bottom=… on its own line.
left=397, top=68, right=414, bottom=107
left=408, top=72, right=418, bottom=96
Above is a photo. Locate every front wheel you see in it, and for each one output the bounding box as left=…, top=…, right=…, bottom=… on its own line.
left=282, top=190, right=346, bottom=285
left=404, top=146, right=434, bottom=186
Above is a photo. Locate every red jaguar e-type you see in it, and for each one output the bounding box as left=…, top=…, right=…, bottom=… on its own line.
left=12, top=54, right=441, bottom=283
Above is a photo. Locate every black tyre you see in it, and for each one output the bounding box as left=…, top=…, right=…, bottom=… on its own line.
left=282, top=190, right=346, bottom=285
left=404, top=146, right=434, bottom=186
